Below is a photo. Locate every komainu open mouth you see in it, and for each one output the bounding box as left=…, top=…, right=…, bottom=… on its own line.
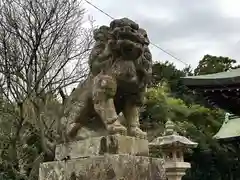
left=118, top=40, right=142, bottom=60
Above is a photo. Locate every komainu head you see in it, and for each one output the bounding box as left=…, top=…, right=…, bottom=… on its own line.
left=89, top=17, right=152, bottom=91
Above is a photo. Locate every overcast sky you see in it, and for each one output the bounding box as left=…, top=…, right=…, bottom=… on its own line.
left=83, top=0, right=240, bottom=69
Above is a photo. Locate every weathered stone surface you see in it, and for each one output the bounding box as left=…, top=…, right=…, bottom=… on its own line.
left=55, top=135, right=149, bottom=160
left=39, top=154, right=166, bottom=180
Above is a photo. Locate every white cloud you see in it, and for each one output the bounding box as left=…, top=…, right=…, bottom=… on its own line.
left=219, top=0, right=240, bottom=18
left=83, top=0, right=240, bottom=69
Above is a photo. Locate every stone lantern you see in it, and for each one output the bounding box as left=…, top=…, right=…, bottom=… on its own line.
left=149, top=120, right=198, bottom=180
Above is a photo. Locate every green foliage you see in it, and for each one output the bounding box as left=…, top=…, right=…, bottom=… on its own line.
left=143, top=57, right=240, bottom=180
left=141, top=82, right=240, bottom=180
left=194, top=54, right=239, bottom=75
left=0, top=94, right=63, bottom=180
left=152, top=62, right=187, bottom=95
left=151, top=61, right=203, bottom=105
left=142, top=83, right=223, bottom=140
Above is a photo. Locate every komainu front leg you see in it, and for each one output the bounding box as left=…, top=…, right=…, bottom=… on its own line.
left=92, top=74, right=127, bottom=135
left=123, top=102, right=147, bottom=139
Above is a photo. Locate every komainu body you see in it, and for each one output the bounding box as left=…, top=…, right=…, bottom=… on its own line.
left=61, top=18, right=152, bottom=141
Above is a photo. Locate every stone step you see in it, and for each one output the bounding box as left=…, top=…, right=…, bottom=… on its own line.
left=55, top=135, right=149, bottom=161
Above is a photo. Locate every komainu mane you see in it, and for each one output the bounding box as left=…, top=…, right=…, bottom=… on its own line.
left=61, top=18, right=152, bottom=141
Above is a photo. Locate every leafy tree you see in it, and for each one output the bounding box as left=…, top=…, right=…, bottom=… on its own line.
left=140, top=82, right=238, bottom=180
left=194, top=54, right=239, bottom=75
left=152, top=61, right=186, bottom=92
left=141, top=83, right=223, bottom=140
left=143, top=63, right=240, bottom=180
left=151, top=61, right=198, bottom=105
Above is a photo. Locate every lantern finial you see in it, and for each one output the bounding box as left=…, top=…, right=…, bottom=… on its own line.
left=165, top=119, right=177, bottom=135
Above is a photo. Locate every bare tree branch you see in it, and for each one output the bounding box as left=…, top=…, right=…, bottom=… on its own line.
left=0, top=0, right=94, bottom=178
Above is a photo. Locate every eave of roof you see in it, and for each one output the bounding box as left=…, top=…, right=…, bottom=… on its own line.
left=213, top=117, right=240, bottom=139
left=181, top=68, right=240, bottom=87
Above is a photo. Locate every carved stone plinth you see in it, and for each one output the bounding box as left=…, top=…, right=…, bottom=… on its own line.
left=39, top=154, right=166, bottom=180
left=55, top=135, right=149, bottom=160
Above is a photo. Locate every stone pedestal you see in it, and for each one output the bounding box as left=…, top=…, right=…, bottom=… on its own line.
left=40, top=154, right=165, bottom=180
left=55, top=135, right=149, bottom=160
left=165, top=162, right=191, bottom=180
left=39, top=135, right=166, bottom=180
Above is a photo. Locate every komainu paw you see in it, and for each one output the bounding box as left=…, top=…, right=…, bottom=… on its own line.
left=128, top=127, right=147, bottom=139
left=107, top=120, right=127, bottom=135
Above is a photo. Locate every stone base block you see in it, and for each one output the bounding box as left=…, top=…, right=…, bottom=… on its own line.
left=39, top=154, right=166, bottom=180
left=55, top=135, right=149, bottom=160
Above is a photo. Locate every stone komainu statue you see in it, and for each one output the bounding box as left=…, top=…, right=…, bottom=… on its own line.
left=62, top=18, right=152, bottom=141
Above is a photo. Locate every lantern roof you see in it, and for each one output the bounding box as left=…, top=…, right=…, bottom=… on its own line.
left=149, top=120, right=198, bottom=148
